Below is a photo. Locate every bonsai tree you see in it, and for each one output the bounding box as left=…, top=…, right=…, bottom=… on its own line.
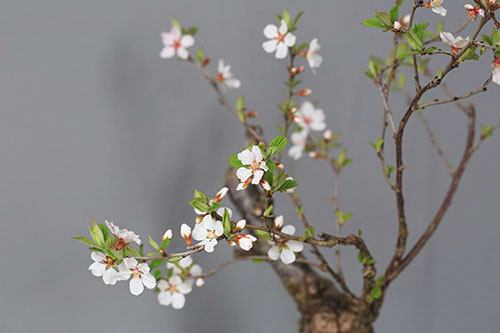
left=75, top=1, right=500, bottom=331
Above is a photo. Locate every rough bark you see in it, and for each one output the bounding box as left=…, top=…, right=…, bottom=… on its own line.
left=224, top=128, right=376, bottom=332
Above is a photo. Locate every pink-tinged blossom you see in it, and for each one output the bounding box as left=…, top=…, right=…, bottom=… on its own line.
left=262, top=20, right=296, bottom=59
left=162, top=229, right=173, bottom=241
left=105, top=220, right=141, bottom=246
left=306, top=39, right=323, bottom=73
left=492, top=57, right=500, bottom=85
left=215, top=60, right=241, bottom=89
left=157, top=276, right=192, bottom=309
left=274, top=215, right=284, bottom=230
left=401, top=14, right=411, bottom=28
left=192, top=215, right=224, bottom=252
left=232, top=219, right=247, bottom=233
left=424, top=0, right=447, bottom=16
left=440, top=32, right=469, bottom=53
left=293, top=101, right=326, bottom=132
left=88, top=252, right=119, bottom=285
left=236, top=145, right=270, bottom=191
left=234, top=234, right=257, bottom=251
left=160, top=27, right=194, bottom=60
left=214, top=187, right=229, bottom=203
left=180, top=223, right=192, bottom=246
left=288, top=131, right=308, bottom=160
left=464, top=4, right=485, bottom=20
left=267, top=224, right=304, bottom=265
left=118, top=258, right=156, bottom=296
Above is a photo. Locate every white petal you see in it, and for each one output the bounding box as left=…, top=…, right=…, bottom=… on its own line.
left=180, top=35, right=194, bottom=48
left=288, top=145, right=304, bottom=160
left=172, top=293, right=186, bottom=309
left=160, top=46, right=175, bottom=59
left=190, top=264, right=202, bottom=276
left=464, top=4, right=474, bottom=10
left=91, top=252, right=106, bottom=263
left=158, top=291, right=173, bottom=306
left=103, top=268, right=118, bottom=285
left=251, top=146, right=263, bottom=161
left=237, top=149, right=254, bottom=165
left=263, top=24, right=278, bottom=39
left=433, top=6, right=447, bottom=16
left=236, top=167, right=252, bottom=182
left=454, top=37, right=470, bottom=49
left=129, top=277, right=144, bottom=296
left=141, top=273, right=156, bottom=289
left=178, top=281, right=193, bottom=294
left=179, top=256, right=193, bottom=268
left=275, top=43, right=289, bottom=59
left=262, top=39, right=278, bottom=53
left=177, top=47, right=189, bottom=60
left=89, top=262, right=105, bottom=277
left=236, top=183, right=246, bottom=191
left=492, top=68, right=500, bottom=85
left=204, top=238, right=217, bottom=252
left=287, top=240, right=304, bottom=252
left=440, top=32, right=454, bottom=46
left=281, top=225, right=296, bottom=236
left=268, top=245, right=280, bottom=260
left=280, top=249, right=296, bottom=264
left=252, top=170, right=264, bottom=184
left=192, top=224, right=207, bottom=241
left=260, top=180, right=271, bottom=191
left=284, top=33, right=296, bottom=47
left=278, top=20, right=288, bottom=35
left=213, top=221, right=224, bottom=236
left=169, top=275, right=182, bottom=285
left=225, top=78, right=241, bottom=89
left=217, top=207, right=232, bottom=218
left=157, top=279, right=169, bottom=291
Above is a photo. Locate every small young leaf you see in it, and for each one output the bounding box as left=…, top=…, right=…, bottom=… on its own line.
left=253, top=258, right=265, bottom=264
left=222, top=208, right=231, bottom=236
left=253, top=229, right=272, bottom=241
left=149, top=236, right=161, bottom=251
left=370, top=287, right=382, bottom=299
left=168, top=256, right=183, bottom=263
left=149, top=258, right=165, bottom=271
left=229, top=154, right=244, bottom=168
left=263, top=204, right=274, bottom=218
left=362, top=18, right=385, bottom=29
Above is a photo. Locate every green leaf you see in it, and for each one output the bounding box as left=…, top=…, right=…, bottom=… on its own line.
left=423, top=46, right=437, bottom=53
left=389, top=6, right=399, bottom=24
left=269, top=136, right=287, bottom=152
left=263, top=204, right=274, bottom=218
left=406, top=30, right=423, bottom=52
left=209, top=202, right=221, bottom=212
left=168, top=256, right=183, bottom=264
left=362, top=18, right=386, bottom=29
left=437, top=68, right=443, bottom=79
left=437, top=21, right=445, bottom=35
left=171, top=18, right=181, bottom=30
left=277, top=179, right=297, bottom=192
left=369, top=138, right=384, bottom=153
left=283, top=8, right=291, bottom=26
left=161, top=238, right=170, bottom=250
left=236, top=96, right=245, bottom=111
left=343, top=212, right=353, bottom=223
left=386, top=165, right=396, bottom=176
left=253, top=258, right=265, bottom=264
left=197, top=47, right=204, bottom=63
left=253, top=229, right=272, bottom=241
left=357, top=229, right=363, bottom=236
left=358, top=252, right=366, bottom=263
left=266, top=160, right=277, bottom=173
left=194, top=189, right=206, bottom=201
left=482, top=34, right=493, bottom=46
left=189, top=199, right=210, bottom=213
left=98, top=224, right=109, bottom=241
left=375, top=276, right=386, bottom=288
left=149, top=236, right=160, bottom=251
left=291, top=11, right=304, bottom=29
left=153, top=270, right=163, bottom=280
left=413, top=23, right=429, bottom=42
left=72, top=236, right=98, bottom=248
left=222, top=208, right=231, bottom=236
left=89, top=218, right=105, bottom=246
left=184, top=26, right=198, bottom=36
left=375, top=11, right=392, bottom=28
left=369, top=59, right=379, bottom=78
left=398, top=50, right=420, bottom=60
left=370, top=287, right=382, bottom=299
left=459, top=46, right=479, bottom=62
left=229, top=153, right=244, bottom=168
left=481, top=124, right=494, bottom=138
left=303, top=226, right=315, bottom=240
left=149, top=258, right=165, bottom=271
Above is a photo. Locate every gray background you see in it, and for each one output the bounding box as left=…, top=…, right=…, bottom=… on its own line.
left=1, top=1, right=499, bottom=332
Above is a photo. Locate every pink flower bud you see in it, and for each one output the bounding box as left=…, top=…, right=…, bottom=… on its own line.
left=162, top=229, right=173, bottom=241
left=180, top=223, right=192, bottom=246
left=214, top=187, right=229, bottom=203
left=274, top=215, right=284, bottom=230
left=323, top=129, right=332, bottom=141
left=196, top=278, right=205, bottom=287
left=233, top=219, right=247, bottom=232
left=296, top=89, right=312, bottom=96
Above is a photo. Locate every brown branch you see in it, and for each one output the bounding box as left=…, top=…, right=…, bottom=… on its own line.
left=329, top=159, right=344, bottom=279
left=135, top=245, right=205, bottom=262
left=188, top=56, right=266, bottom=144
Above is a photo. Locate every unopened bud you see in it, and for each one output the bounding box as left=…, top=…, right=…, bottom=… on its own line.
left=276, top=163, right=284, bottom=169
left=233, top=219, right=247, bottom=232
left=195, top=215, right=204, bottom=223
left=323, top=129, right=332, bottom=141
left=285, top=177, right=296, bottom=193
left=214, top=187, right=229, bottom=203
left=309, top=151, right=323, bottom=159
left=290, top=107, right=298, bottom=114
left=227, top=239, right=237, bottom=247
left=162, top=229, right=173, bottom=241
left=296, top=89, right=312, bottom=96
left=196, top=278, right=205, bottom=287
left=274, top=215, right=284, bottom=230
left=246, top=110, right=258, bottom=118
left=180, top=223, right=192, bottom=246
left=401, top=14, right=411, bottom=27
left=290, top=65, right=305, bottom=75
left=202, top=57, right=211, bottom=67
left=393, top=21, right=402, bottom=30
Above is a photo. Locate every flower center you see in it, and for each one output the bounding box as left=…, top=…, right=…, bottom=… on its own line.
left=215, top=73, right=224, bottom=82
left=131, top=267, right=142, bottom=278
left=251, top=160, right=260, bottom=171
left=104, top=256, right=114, bottom=269
left=206, top=230, right=216, bottom=239
left=275, top=33, right=285, bottom=43
left=173, top=39, right=181, bottom=50
left=169, top=284, right=178, bottom=293
left=304, top=116, right=312, bottom=125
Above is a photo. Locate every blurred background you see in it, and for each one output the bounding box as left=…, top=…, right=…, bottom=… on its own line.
left=1, top=1, right=499, bottom=332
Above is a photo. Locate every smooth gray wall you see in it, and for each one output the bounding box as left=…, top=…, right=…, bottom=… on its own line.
left=1, top=1, right=499, bottom=332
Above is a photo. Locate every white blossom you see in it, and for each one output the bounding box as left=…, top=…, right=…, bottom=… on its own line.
left=274, top=215, right=284, bottom=230
left=492, top=57, right=500, bottom=85
left=88, top=252, right=119, bottom=285
left=393, top=21, right=402, bottom=30
left=235, top=234, right=257, bottom=251
left=167, top=256, right=202, bottom=286
left=267, top=224, right=304, bottom=265
left=162, top=229, right=173, bottom=241
left=293, top=101, right=326, bottom=132
left=236, top=145, right=270, bottom=191
left=288, top=131, right=308, bottom=160
left=262, top=20, right=296, bottom=59
left=157, top=276, right=192, bottom=309
left=118, top=258, right=156, bottom=296
left=424, top=0, right=447, bottom=16
left=160, top=27, right=194, bottom=60
left=464, top=4, right=485, bottom=20
left=215, top=60, right=241, bottom=89
left=105, top=220, right=141, bottom=245
left=306, top=39, right=323, bottom=73
left=192, top=215, right=224, bottom=252
left=440, top=32, right=469, bottom=52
